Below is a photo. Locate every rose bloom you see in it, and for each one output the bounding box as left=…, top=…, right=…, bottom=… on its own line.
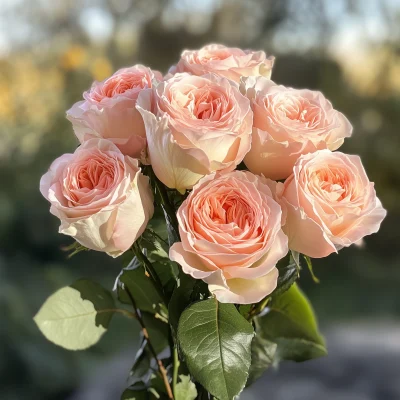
left=277, top=150, right=386, bottom=258
left=169, top=43, right=275, bottom=83
left=67, top=65, right=162, bottom=158
left=136, top=73, right=252, bottom=193
left=40, top=139, right=154, bottom=257
left=169, top=171, right=288, bottom=304
left=242, top=77, right=353, bottom=180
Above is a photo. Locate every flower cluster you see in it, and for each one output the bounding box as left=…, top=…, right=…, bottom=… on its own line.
left=41, top=44, right=386, bottom=305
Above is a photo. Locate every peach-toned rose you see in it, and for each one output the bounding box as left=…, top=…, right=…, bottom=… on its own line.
left=40, top=139, right=154, bottom=257
left=277, top=150, right=386, bottom=258
left=67, top=65, right=162, bottom=158
left=169, top=171, right=288, bottom=304
left=242, top=77, right=353, bottom=180
left=136, top=73, right=252, bottom=193
left=169, top=44, right=274, bottom=83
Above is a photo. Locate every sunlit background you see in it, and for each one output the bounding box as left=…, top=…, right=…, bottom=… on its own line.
left=1, top=0, right=399, bottom=399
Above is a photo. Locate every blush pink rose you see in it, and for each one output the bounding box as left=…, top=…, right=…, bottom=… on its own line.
left=169, top=43, right=275, bottom=83
left=67, top=65, right=162, bottom=158
left=40, top=139, right=154, bottom=257
left=136, top=73, right=252, bottom=193
left=277, top=150, right=386, bottom=258
left=169, top=170, right=288, bottom=304
left=242, top=77, right=353, bottom=180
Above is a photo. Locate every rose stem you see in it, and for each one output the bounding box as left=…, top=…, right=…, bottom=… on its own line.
left=124, top=285, right=174, bottom=400
left=172, top=345, right=180, bottom=396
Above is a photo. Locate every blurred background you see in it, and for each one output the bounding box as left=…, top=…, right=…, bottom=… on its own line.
left=0, top=0, right=399, bottom=399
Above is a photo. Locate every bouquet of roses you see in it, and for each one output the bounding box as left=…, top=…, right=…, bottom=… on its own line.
left=35, top=44, right=386, bottom=400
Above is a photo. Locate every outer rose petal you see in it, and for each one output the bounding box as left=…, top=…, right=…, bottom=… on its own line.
left=67, top=99, right=146, bottom=158
left=244, top=128, right=321, bottom=180
left=281, top=197, right=337, bottom=258
left=205, top=267, right=279, bottom=304
left=136, top=90, right=210, bottom=193
left=169, top=242, right=216, bottom=279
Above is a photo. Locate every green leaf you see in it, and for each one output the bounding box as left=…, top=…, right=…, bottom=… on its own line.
left=118, top=265, right=164, bottom=314
left=256, top=283, right=327, bottom=363
left=175, top=375, right=197, bottom=400
left=246, top=335, right=277, bottom=387
left=121, top=387, right=148, bottom=400
left=142, top=312, right=169, bottom=355
left=177, top=298, right=254, bottom=400
left=168, top=277, right=196, bottom=335
left=34, top=280, right=115, bottom=350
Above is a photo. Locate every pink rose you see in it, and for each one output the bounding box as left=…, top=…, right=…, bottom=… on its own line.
left=169, top=44, right=274, bottom=83
left=136, top=73, right=252, bottom=193
left=169, top=171, right=288, bottom=304
left=67, top=65, right=162, bottom=158
left=40, top=139, right=154, bottom=257
left=242, top=77, right=353, bottom=180
left=277, top=150, right=386, bottom=258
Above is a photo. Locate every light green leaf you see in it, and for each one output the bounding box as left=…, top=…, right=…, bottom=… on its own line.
left=34, top=280, right=115, bottom=350
left=256, top=283, right=327, bottom=363
left=175, top=375, right=197, bottom=400
left=177, top=298, right=254, bottom=400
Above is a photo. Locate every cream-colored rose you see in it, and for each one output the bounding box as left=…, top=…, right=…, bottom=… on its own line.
left=170, top=170, right=288, bottom=304
left=169, top=44, right=274, bottom=83
left=67, top=65, right=162, bottom=158
left=277, top=150, right=386, bottom=258
left=40, top=139, right=154, bottom=257
left=242, top=77, right=353, bottom=180
left=136, top=73, right=252, bottom=193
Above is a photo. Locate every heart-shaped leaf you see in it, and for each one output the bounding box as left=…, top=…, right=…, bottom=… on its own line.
left=34, top=280, right=115, bottom=350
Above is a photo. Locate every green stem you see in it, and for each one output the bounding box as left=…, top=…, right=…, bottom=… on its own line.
left=172, top=345, right=180, bottom=396
left=132, top=242, right=167, bottom=304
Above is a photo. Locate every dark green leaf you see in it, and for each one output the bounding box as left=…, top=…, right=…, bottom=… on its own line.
left=256, top=283, right=327, bottom=363
left=142, top=312, right=169, bottom=355
left=168, top=277, right=196, bottom=335
left=117, top=265, right=164, bottom=314
left=151, top=259, right=179, bottom=299
left=273, top=259, right=299, bottom=298
left=246, top=335, right=277, bottom=386
left=177, top=298, right=254, bottom=400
